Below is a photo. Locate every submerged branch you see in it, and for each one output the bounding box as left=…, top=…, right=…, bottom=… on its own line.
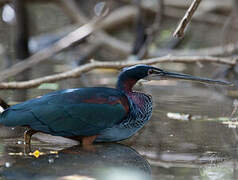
left=0, top=56, right=236, bottom=89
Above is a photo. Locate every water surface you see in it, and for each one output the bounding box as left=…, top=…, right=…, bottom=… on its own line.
left=0, top=70, right=236, bottom=180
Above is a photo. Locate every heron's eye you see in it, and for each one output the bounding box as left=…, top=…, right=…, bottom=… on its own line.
left=148, top=69, right=154, bottom=75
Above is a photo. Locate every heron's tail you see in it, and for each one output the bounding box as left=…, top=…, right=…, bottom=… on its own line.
left=0, top=98, right=9, bottom=113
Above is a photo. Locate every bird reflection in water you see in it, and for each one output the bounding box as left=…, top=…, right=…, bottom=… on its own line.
left=0, top=143, right=152, bottom=180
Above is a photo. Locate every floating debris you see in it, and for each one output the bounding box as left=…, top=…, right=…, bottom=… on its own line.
left=8, top=152, right=23, bottom=156
left=167, top=112, right=199, bottom=121
left=167, top=112, right=191, bottom=121
left=32, top=150, right=41, bottom=158
left=17, top=140, right=22, bottom=145
left=8, top=150, right=58, bottom=158
left=167, top=112, right=238, bottom=122
left=5, top=162, right=11, bottom=168
left=49, top=151, right=58, bottom=155
left=167, top=112, right=238, bottom=128
left=222, top=121, right=238, bottom=129
left=30, top=150, right=58, bottom=158
left=48, top=158, right=54, bottom=163
left=167, top=112, right=203, bottom=121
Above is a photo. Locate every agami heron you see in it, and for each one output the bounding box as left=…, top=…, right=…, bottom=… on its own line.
left=0, top=65, right=232, bottom=145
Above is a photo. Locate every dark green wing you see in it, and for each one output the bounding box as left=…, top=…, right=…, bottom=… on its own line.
left=0, top=87, right=129, bottom=136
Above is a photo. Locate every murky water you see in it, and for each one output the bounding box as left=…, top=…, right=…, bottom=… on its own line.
left=0, top=69, right=236, bottom=180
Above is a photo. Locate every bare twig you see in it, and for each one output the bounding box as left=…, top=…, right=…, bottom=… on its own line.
left=1, top=34, right=238, bottom=85
left=59, top=0, right=131, bottom=56
left=173, top=0, right=202, bottom=38
left=0, top=2, right=235, bottom=83
left=100, top=6, right=137, bottom=31
left=58, top=0, right=84, bottom=25
left=0, top=6, right=135, bottom=82
left=67, top=3, right=133, bottom=55
left=152, top=42, right=238, bottom=57
left=0, top=20, right=100, bottom=82
left=0, top=56, right=236, bottom=89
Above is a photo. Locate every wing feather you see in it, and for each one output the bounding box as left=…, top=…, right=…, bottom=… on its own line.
left=1, top=87, right=129, bottom=137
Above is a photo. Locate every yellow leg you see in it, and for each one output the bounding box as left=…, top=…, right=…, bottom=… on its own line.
left=81, top=135, right=98, bottom=152
left=81, top=135, right=98, bottom=146
left=24, top=128, right=37, bottom=145
left=69, top=135, right=98, bottom=151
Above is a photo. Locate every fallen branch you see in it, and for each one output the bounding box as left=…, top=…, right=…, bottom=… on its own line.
left=0, top=19, right=100, bottom=82
left=2, top=23, right=237, bottom=84
left=173, top=0, right=202, bottom=38
left=0, top=55, right=236, bottom=89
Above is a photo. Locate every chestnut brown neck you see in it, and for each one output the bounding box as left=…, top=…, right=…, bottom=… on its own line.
left=116, top=77, right=138, bottom=93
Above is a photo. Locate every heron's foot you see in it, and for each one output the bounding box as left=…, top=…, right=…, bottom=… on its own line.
left=81, top=135, right=98, bottom=152
left=81, top=135, right=98, bottom=146
left=24, top=128, right=37, bottom=145
left=23, top=128, right=37, bottom=155
left=24, top=144, right=31, bottom=155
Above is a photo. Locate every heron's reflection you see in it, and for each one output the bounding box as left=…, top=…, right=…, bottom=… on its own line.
left=0, top=143, right=151, bottom=180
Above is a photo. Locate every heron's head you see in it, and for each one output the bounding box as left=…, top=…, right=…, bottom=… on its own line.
left=116, top=64, right=232, bottom=92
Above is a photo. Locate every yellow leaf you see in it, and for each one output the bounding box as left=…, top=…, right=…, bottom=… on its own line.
left=33, top=150, right=40, bottom=158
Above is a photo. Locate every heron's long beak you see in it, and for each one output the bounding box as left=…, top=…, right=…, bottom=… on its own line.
left=161, top=71, right=232, bottom=86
